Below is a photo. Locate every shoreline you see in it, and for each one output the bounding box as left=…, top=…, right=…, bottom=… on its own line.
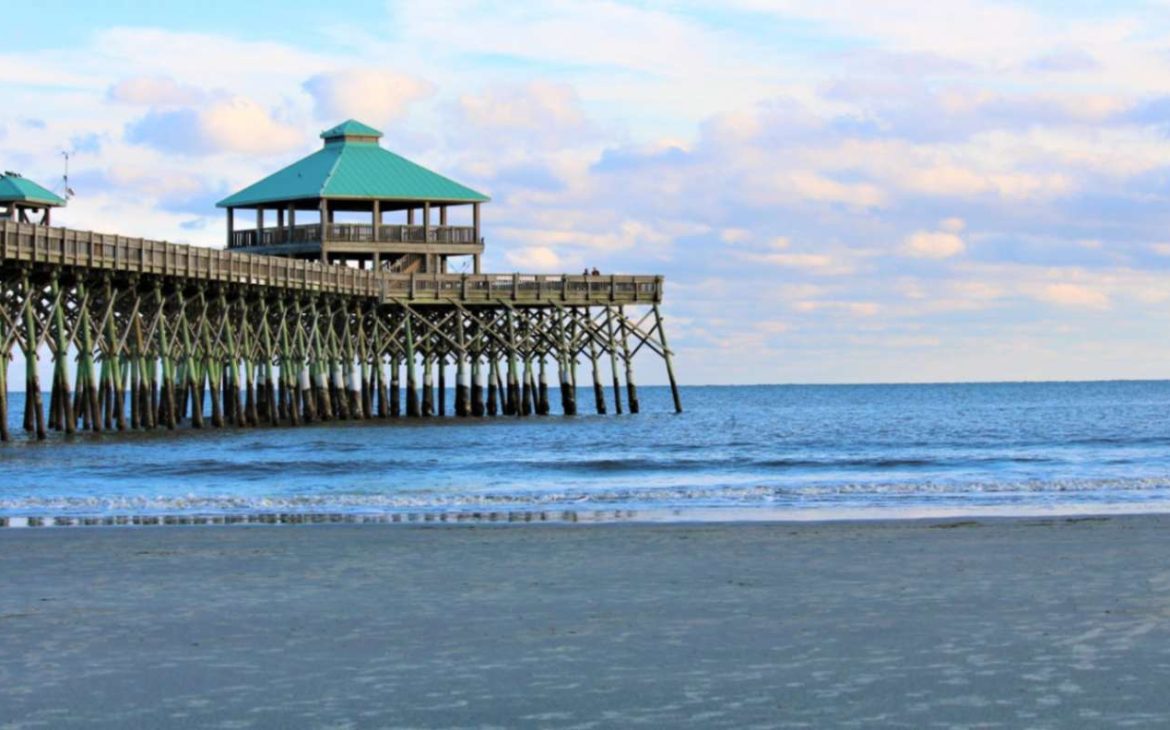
left=5, top=500, right=1170, bottom=529
left=4, top=514, right=1170, bottom=727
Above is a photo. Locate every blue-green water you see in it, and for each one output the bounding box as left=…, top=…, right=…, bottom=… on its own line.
left=4, top=382, right=1170, bottom=522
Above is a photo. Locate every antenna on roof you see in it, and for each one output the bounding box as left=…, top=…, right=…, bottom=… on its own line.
left=60, top=150, right=75, bottom=200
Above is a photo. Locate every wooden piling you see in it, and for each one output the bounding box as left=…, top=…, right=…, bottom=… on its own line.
left=304, top=365, right=318, bottom=423
left=471, top=356, right=485, bottom=417
left=537, top=357, right=550, bottom=415
left=422, top=354, right=434, bottom=417
left=618, top=305, right=639, bottom=414
left=389, top=356, right=401, bottom=417
left=505, top=311, right=520, bottom=416
left=521, top=356, right=533, bottom=416
left=653, top=304, right=683, bottom=414
left=375, top=353, right=388, bottom=418
left=49, top=277, right=74, bottom=434
left=605, top=307, right=623, bottom=414
left=487, top=357, right=499, bottom=416
left=23, top=282, right=45, bottom=439
left=132, top=317, right=155, bottom=430
left=155, top=287, right=177, bottom=430
left=104, top=280, right=127, bottom=431
left=589, top=332, right=606, bottom=415
left=221, top=293, right=246, bottom=427
left=0, top=351, right=8, bottom=443
left=556, top=310, right=577, bottom=416
left=455, top=317, right=470, bottom=418
left=76, top=281, right=102, bottom=433
left=404, top=317, right=420, bottom=417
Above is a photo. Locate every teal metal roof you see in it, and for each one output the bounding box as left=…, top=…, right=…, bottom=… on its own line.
left=217, top=120, right=489, bottom=208
left=321, top=119, right=382, bottom=140
left=0, top=171, right=66, bottom=206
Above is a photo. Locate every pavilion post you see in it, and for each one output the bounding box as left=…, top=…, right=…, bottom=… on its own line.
left=226, top=208, right=234, bottom=248
left=319, top=199, right=329, bottom=263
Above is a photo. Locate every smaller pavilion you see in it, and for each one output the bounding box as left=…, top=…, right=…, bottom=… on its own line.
left=217, top=120, right=490, bottom=274
left=0, top=171, right=66, bottom=225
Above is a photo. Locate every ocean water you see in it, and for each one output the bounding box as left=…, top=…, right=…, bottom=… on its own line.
left=4, top=381, right=1170, bottom=524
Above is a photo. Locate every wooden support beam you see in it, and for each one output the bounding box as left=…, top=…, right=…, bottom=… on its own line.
left=618, top=305, right=639, bottom=414
left=22, top=277, right=45, bottom=440
left=654, top=304, right=683, bottom=414
left=605, top=307, right=624, bottom=414
left=404, top=315, right=419, bottom=417
left=487, top=357, right=499, bottom=416
left=471, top=353, right=484, bottom=417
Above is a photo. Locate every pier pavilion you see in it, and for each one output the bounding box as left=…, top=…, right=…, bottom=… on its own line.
left=0, top=121, right=680, bottom=442
left=0, top=171, right=65, bottom=225
left=218, top=120, right=488, bottom=275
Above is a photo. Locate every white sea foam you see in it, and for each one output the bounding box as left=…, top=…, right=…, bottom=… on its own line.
left=3, top=476, right=1170, bottom=521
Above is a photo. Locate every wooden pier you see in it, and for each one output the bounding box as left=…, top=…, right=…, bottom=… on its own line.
left=0, top=220, right=681, bottom=441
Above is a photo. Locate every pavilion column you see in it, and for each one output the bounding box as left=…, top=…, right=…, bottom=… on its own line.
left=226, top=208, right=234, bottom=248
left=423, top=202, right=432, bottom=273
left=277, top=208, right=284, bottom=242
left=288, top=204, right=296, bottom=240
left=373, top=201, right=381, bottom=242
left=435, top=207, right=442, bottom=274
left=43, top=208, right=50, bottom=226
left=408, top=208, right=415, bottom=225
left=256, top=208, right=263, bottom=244
left=473, top=202, right=482, bottom=273
left=320, top=199, right=329, bottom=263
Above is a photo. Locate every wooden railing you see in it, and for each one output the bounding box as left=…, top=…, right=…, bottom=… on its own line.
left=229, top=223, right=479, bottom=248
left=0, top=222, right=662, bottom=305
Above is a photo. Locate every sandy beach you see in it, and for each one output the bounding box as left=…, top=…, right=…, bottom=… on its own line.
left=2, top=516, right=1170, bottom=728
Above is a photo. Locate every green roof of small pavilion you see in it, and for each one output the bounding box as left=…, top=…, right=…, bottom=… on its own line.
left=217, top=119, right=490, bottom=208
left=0, top=171, right=66, bottom=207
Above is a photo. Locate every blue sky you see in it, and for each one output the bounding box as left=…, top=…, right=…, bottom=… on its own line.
left=6, top=1, right=1170, bottom=384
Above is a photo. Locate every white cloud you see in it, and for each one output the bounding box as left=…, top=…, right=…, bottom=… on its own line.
left=108, top=76, right=203, bottom=106
left=720, top=228, right=751, bottom=244
left=453, top=82, right=587, bottom=138
left=303, top=69, right=433, bottom=125
left=941, top=217, right=965, bottom=233
left=902, top=230, right=966, bottom=259
left=1034, top=282, right=1111, bottom=309
left=503, top=245, right=577, bottom=272
left=126, top=96, right=301, bottom=156
left=743, top=252, right=852, bottom=275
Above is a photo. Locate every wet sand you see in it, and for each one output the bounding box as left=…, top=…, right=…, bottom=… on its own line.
left=3, top=516, right=1170, bottom=728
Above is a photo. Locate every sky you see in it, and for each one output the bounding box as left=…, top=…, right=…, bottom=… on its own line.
left=6, top=1, right=1170, bottom=385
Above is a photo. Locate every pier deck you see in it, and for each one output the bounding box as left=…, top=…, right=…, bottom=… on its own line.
left=0, top=222, right=662, bottom=305
left=0, top=221, right=680, bottom=442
